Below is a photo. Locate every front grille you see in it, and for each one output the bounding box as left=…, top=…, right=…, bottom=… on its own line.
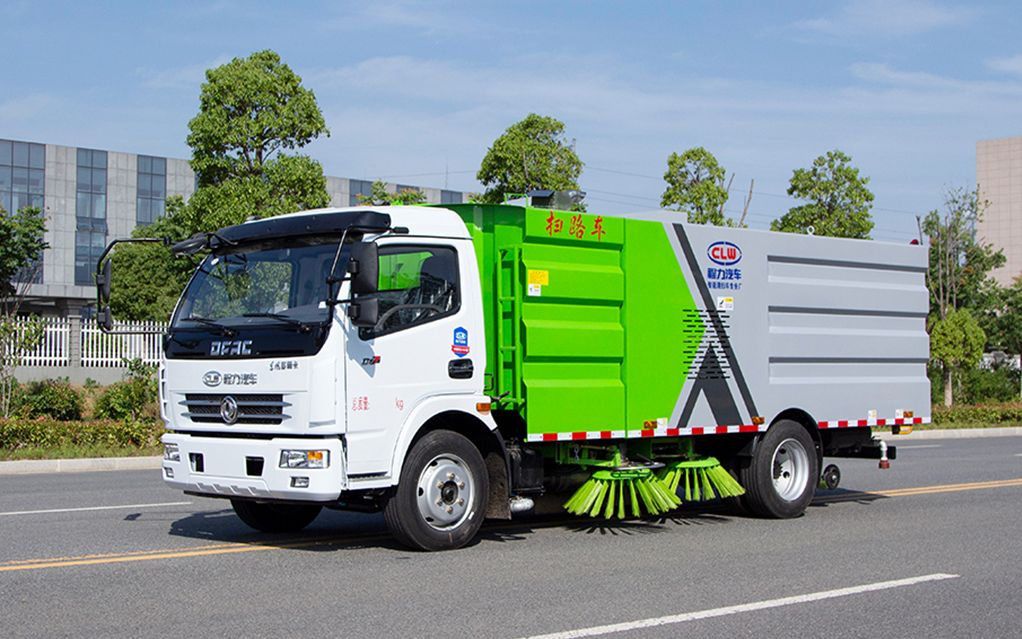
left=180, top=394, right=291, bottom=425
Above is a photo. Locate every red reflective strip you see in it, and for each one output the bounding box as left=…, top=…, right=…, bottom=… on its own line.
left=571, top=432, right=587, bottom=440
left=542, top=433, right=558, bottom=442
left=912, top=417, right=923, bottom=424
left=640, top=429, right=654, bottom=438
left=894, top=418, right=904, bottom=425
left=857, top=420, right=868, bottom=427
left=838, top=420, right=849, bottom=428
left=876, top=419, right=887, bottom=425
left=692, top=427, right=705, bottom=435
left=818, top=421, right=827, bottom=428
left=600, top=430, right=612, bottom=439
left=666, top=428, right=679, bottom=436
left=739, top=424, right=758, bottom=433
left=715, top=426, right=729, bottom=434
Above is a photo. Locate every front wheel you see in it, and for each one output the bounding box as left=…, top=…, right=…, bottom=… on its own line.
left=740, top=420, right=818, bottom=518
left=231, top=499, right=323, bottom=533
left=384, top=430, right=488, bottom=551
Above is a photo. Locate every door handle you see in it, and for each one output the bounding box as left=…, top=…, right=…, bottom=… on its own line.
left=448, top=358, right=473, bottom=379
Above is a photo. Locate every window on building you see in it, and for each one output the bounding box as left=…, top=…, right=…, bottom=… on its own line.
left=75, top=148, right=107, bottom=285
left=349, top=179, right=373, bottom=206
left=441, top=190, right=462, bottom=205
left=1, top=139, right=46, bottom=284
left=136, top=155, right=167, bottom=225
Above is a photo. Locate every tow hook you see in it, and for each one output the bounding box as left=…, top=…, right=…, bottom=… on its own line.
left=878, top=439, right=890, bottom=470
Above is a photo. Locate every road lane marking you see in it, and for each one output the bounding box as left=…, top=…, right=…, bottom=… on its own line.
left=817, top=477, right=1022, bottom=503
left=514, top=573, right=959, bottom=639
left=0, top=501, right=192, bottom=517
left=2, top=478, right=1020, bottom=573
left=0, top=534, right=383, bottom=572
left=898, top=444, right=942, bottom=449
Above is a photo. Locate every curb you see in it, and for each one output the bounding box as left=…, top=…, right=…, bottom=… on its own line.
left=874, top=426, right=1022, bottom=441
left=0, top=456, right=162, bottom=476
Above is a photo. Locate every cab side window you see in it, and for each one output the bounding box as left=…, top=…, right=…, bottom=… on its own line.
left=372, top=245, right=459, bottom=334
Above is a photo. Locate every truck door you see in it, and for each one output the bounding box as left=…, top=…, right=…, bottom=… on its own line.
left=343, top=240, right=479, bottom=475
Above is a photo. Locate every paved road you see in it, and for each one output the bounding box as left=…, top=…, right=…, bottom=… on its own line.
left=0, top=437, right=1020, bottom=638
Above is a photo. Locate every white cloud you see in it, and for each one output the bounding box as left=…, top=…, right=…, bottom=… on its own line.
left=793, top=0, right=975, bottom=38
left=0, top=94, right=58, bottom=121
left=137, top=56, right=232, bottom=90
left=987, top=54, right=1022, bottom=76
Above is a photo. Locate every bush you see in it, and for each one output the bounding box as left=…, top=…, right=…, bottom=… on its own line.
left=960, top=366, right=1020, bottom=404
left=0, top=418, right=164, bottom=451
left=19, top=378, right=83, bottom=421
left=931, top=402, right=1022, bottom=426
left=95, top=358, right=159, bottom=420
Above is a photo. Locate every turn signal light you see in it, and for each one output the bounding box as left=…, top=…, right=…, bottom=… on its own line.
left=476, top=402, right=491, bottom=414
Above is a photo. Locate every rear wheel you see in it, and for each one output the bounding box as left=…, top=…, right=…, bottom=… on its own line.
left=384, top=430, right=488, bottom=551
left=740, top=420, right=818, bottom=518
left=231, top=499, right=322, bottom=533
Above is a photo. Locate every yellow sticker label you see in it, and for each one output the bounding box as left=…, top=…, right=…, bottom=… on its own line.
left=528, top=269, right=549, bottom=285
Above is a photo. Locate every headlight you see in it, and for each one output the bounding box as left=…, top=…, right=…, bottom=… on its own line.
left=279, top=449, right=328, bottom=469
left=163, top=443, right=180, bottom=462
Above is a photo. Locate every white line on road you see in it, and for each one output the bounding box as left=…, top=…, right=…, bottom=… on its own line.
left=899, top=444, right=943, bottom=449
left=0, top=501, right=192, bottom=517
left=516, top=573, right=959, bottom=639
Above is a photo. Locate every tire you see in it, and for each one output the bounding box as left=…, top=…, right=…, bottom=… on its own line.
left=739, top=420, right=819, bottom=518
left=231, top=499, right=323, bottom=533
left=383, top=430, right=488, bottom=551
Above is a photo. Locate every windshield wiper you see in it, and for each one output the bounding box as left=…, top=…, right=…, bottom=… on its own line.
left=241, top=313, right=311, bottom=332
left=182, top=316, right=237, bottom=336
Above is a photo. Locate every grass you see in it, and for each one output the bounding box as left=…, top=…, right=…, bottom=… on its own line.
left=0, top=444, right=162, bottom=462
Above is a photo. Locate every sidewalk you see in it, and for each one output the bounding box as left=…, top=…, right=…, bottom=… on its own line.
left=1, top=426, right=1020, bottom=476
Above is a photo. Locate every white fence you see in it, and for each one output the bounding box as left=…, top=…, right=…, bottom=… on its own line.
left=8, top=317, right=167, bottom=368
left=80, top=320, right=166, bottom=367
left=8, top=317, right=72, bottom=366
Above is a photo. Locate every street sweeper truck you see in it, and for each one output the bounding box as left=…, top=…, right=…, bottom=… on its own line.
left=96, top=199, right=930, bottom=550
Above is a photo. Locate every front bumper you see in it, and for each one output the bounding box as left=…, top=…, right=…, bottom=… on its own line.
left=161, top=433, right=346, bottom=502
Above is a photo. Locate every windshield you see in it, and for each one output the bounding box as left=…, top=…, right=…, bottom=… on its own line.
left=172, top=237, right=348, bottom=330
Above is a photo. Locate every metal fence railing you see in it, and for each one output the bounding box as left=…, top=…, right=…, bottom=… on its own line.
left=80, top=320, right=166, bottom=367
left=8, top=317, right=72, bottom=367
left=7, top=316, right=167, bottom=368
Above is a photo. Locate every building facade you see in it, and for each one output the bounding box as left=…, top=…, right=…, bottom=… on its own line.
left=1, top=137, right=464, bottom=316
left=976, top=135, right=1022, bottom=286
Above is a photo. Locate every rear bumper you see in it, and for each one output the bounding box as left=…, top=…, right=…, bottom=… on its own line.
left=161, top=433, right=346, bottom=502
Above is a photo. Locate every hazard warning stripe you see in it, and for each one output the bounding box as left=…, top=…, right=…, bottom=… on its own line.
left=524, top=416, right=931, bottom=443
left=817, top=416, right=930, bottom=429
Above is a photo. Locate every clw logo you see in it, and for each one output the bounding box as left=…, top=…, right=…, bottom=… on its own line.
left=707, top=241, right=742, bottom=266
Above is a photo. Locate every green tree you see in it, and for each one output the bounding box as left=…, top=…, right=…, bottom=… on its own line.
left=477, top=113, right=583, bottom=206
left=986, top=277, right=1022, bottom=399
left=112, top=50, right=331, bottom=320
left=929, top=308, right=986, bottom=407
left=920, top=188, right=1004, bottom=322
left=0, top=205, right=48, bottom=417
left=356, top=179, right=426, bottom=205
left=660, top=147, right=740, bottom=226
left=771, top=150, right=875, bottom=238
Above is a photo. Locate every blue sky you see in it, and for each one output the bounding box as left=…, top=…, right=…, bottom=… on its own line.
left=3, top=0, right=1021, bottom=241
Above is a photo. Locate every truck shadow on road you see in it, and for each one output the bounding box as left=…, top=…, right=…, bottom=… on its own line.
left=812, top=488, right=888, bottom=507
left=161, top=492, right=884, bottom=552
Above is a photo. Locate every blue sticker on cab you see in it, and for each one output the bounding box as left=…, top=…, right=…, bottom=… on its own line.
left=452, top=327, right=469, bottom=357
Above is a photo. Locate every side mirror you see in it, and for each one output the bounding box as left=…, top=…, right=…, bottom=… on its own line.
left=348, top=242, right=379, bottom=296
left=347, top=297, right=379, bottom=328
left=99, top=305, right=114, bottom=332
left=98, top=259, right=112, bottom=305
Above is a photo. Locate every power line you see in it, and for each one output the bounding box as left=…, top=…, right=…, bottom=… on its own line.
left=586, top=165, right=930, bottom=218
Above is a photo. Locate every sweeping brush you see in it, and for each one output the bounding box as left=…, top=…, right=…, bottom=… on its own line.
left=564, top=467, right=681, bottom=518
left=658, top=456, right=745, bottom=502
